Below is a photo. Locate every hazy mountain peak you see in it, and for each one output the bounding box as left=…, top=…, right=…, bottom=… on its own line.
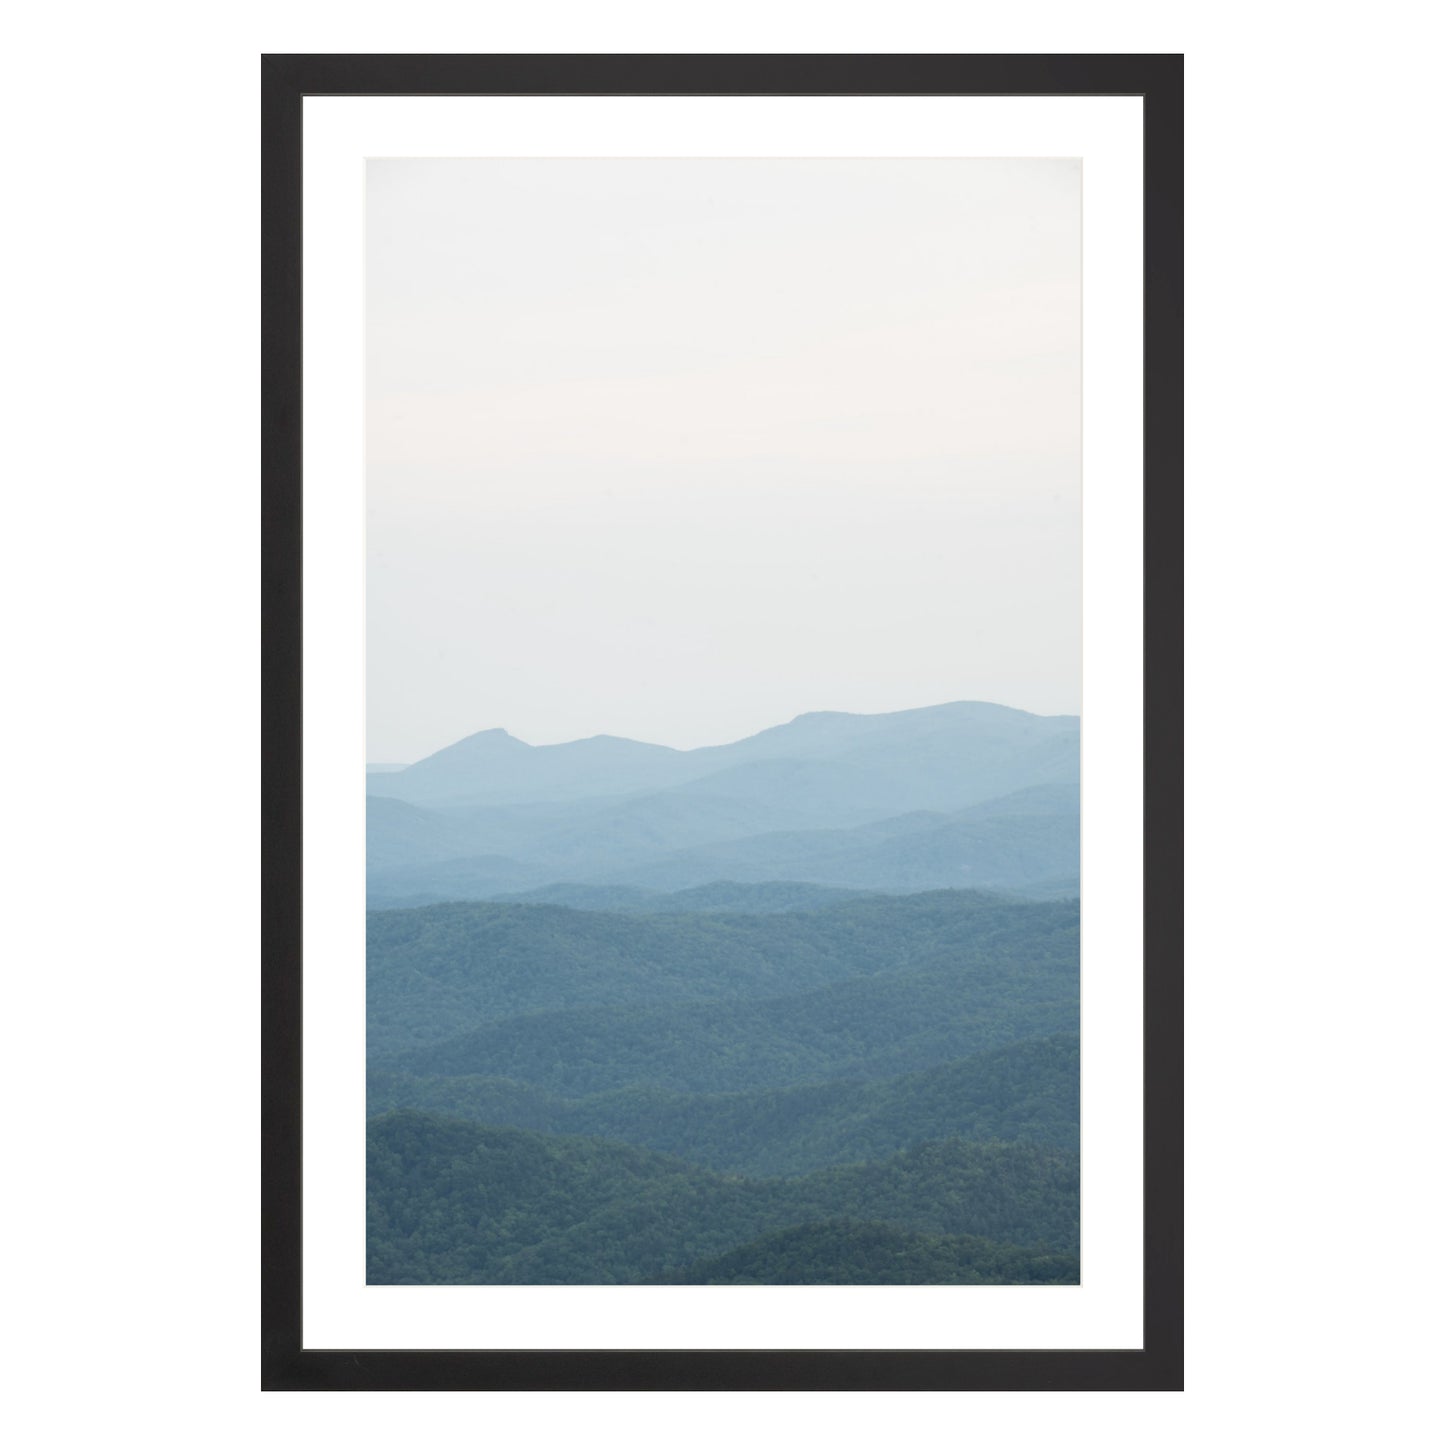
left=454, top=726, right=520, bottom=745
left=389, top=727, right=529, bottom=776
left=767, top=699, right=1072, bottom=735
left=540, top=733, right=681, bottom=755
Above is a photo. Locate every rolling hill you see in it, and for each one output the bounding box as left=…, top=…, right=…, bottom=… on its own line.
left=368, top=1032, right=1080, bottom=1173
left=367, top=890, right=1078, bottom=1061
left=654, top=1220, right=1078, bottom=1285
left=367, top=1111, right=1079, bottom=1285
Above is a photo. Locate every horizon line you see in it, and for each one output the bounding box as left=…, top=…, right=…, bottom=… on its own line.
left=368, top=697, right=1081, bottom=770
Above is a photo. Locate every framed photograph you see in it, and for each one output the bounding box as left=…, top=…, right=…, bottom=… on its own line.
left=262, top=54, right=1182, bottom=1390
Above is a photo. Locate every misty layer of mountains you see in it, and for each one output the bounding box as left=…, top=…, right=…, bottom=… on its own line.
left=366, top=702, right=1081, bottom=1285
left=367, top=701, right=1079, bottom=907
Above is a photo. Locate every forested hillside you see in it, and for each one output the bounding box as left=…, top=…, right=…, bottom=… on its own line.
left=368, top=1032, right=1079, bottom=1173
left=367, top=889, right=1077, bottom=1056
left=655, top=1221, right=1078, bottom=1285
left=368, top=891, right=1080, bottom=1284
left=367, top=1112, right=1079, bottom=1285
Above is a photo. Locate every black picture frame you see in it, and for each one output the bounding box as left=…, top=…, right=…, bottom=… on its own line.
left=262, top=52, right=1183, bottom=1392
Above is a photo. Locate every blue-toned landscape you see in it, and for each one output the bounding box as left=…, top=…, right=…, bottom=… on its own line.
left=366, top=700, right=1080, bottom=1284
left=365, top=158, right=1082, bottom=1286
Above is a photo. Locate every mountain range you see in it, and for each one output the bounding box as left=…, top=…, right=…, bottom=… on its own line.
left=367, top=701, right=1079, bottom=905
left=366, top=700, right=1081, bottom=1285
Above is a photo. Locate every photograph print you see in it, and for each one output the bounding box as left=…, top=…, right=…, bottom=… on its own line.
left=364, top=157, right=1082, bottom=1287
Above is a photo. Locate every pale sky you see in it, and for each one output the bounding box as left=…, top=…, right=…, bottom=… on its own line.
left=367, top=158, right=1080, bottom=761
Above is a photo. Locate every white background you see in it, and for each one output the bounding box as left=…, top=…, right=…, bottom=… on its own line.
left=3, top=0, right=1439, bottom=1440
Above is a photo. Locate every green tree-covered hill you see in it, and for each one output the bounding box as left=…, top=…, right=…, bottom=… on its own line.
left=386, top=950, right=1076, bottom=1096
left=369, top=1033, right=1079, bottom=1173
left=368, top=889, right=1078, bottom=1060
left=367, top=1111, right=1079, bottom=1285
left=655, top=1220, right=1078, bottom=1285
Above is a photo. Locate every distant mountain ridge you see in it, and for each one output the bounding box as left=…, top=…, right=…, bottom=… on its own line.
left=369, top=700, right=1075, bottom=807
left=367, top=702, right=1079, bottom=903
